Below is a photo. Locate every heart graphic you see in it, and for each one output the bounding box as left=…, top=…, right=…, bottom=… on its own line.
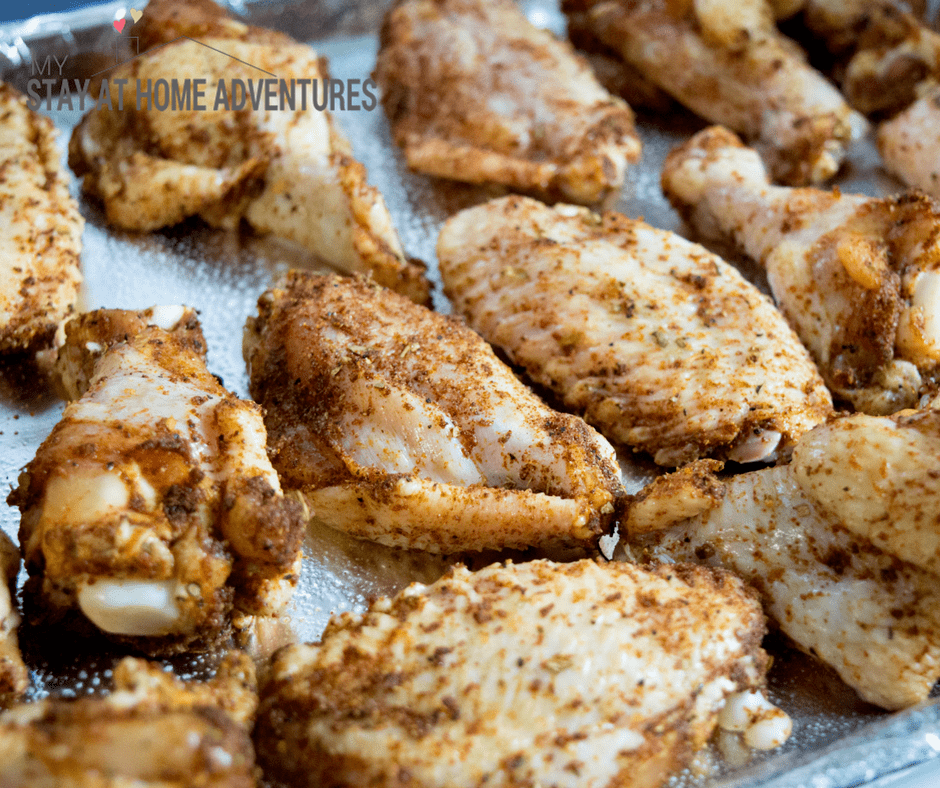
left=130, top=8, right=142, bottom=22
left=113, top=17, right=126, bottom=32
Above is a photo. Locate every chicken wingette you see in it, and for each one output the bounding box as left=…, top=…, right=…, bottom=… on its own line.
left=663, top=125, right=940, bottom=414
left=633, top=405, right=940, bottom=710
left=373, top=0, right=641, bottom=204
left=244, top=272, right=625, bottom=554
left=69, top=0, right=429, bottom=304
left=255, top=558, right=786, bottom=788
left=438, top=195, right=833, bottom=466
left=9, top=309, right=305, bottom=653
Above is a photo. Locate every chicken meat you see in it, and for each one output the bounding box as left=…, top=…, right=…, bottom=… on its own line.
left=8, top=309, right=305, bottom=653
left=69, top=0, right=429, bottom=304
left=878, top=88, right=940, bottom=200
left=663, top=125, right=940, bottom=414
left=244, top=272, right=625, bottom=554
left=0, top=651, right=258, bottom=787
left=0, top=532, right=28, bottom=709
left=0, top=82, right=82, bottom=353
left=255, top=558, right=785, bottom=788
left=438, top=195, right=833, bottom=466
left=633, top=406, right=940, bottom=710
left=373, top=0, right=641, bottom=205
left=562, top=0, right=867, bottom=185
left=782, top=0, right=940, bottom=116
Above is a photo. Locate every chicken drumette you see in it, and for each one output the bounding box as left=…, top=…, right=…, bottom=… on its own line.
left=9, top=309, right=305, bottom=653
left=663, top=125, right=940, bottom=414
left=373, top=0, right=641, bottom=205
left=438, top=195, right=832, bottom=466
left=69, top=0, right=429, bottom=304
left=255, top=558, right=786, bottom=788
left=244, top=272, right=625, bottom=554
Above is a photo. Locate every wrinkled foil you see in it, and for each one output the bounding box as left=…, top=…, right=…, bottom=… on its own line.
left=1, top=1, right=939, bottom=786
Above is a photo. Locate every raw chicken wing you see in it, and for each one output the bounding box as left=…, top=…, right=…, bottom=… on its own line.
left=0, top=82, right=82, bottom=353
left=563, top=0, right=867, bottom=185
left=9, top=310, right=305, bottom=653
left=374, top=0, right=641, bottom=204
left=255, top=558, right=783, bottom=788
left=0, top=652, right=258, bottom=787
left=438, top=195, right=833, bottom=466
left=663, top=125, right=940, bottom=414
left=634, top=406, right=940, bottom=709
left=244, top=272, right=625, bottom=553
left=69, top=0, right=429, bottom=304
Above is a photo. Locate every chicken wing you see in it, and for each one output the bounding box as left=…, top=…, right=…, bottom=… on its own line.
left=782, top=0, right=940, bottom=116
left=438, top=195, right=832, bottom=466
left=244, top=272, right=624, bottom=554
left=8, top=310, right=305, bottom=653
left=373, top=0, right=641, bottom=204
left=562, top=0, right=867, bottom=185
left=878, top=87, right=940, bottom=199
left=0, top=82, right=82, bottom=353
left=255, top=558, right=784, bottom=788
left=663, top=125, right=940, bottom=414
left=0, top=652, right=258, bottom=787
left=633, top=406, right=940, bottom=710
left=0, top=532, right=28, bottom=709
left=69, top=0, right=429, bottom=305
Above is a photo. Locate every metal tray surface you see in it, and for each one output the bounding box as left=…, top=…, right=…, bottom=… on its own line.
left=2, top=2, right=940, bottom=786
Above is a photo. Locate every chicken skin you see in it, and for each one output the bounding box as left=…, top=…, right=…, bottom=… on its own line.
left=0, top=532, right=28, bottom=709
left=782, top=0, right=940, bottom=116
left=0, top=82, right=82, bottom=353
left=878, top=89, right=940, bottom=200
left=663, top=125, right=940, bottom=414
left=69, top=0, right=429, bottom=304
left=562, top=0, right=867, bottom=185
left=633, top=406, right=940, bottom=710
left=255, top=558, right=784, bottom=788
left=8, top=310, right=305, bottom=654
left=438, top=195, right=832, bottom=466
left=244, top=272, right=624, bottom=554
left=373, top=0, right=641, bottom=204
left=0, top=652, right=258, bottom=787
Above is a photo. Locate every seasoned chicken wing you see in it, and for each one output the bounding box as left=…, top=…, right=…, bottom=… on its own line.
left=0, top=652, right=258, bottom=787
left=878, top=88, right=940, bottom=199
left=69, top=0, right=429, bottom=304
left=663, top=125, right=940, bottom=414
left=0, top=532, right=27, bottom=709
left=8, top=310, right=305, bottom=653
left=373, top=0, right=641, bottom=204
left=255, top=558, right=783, bottom=788
left=244, top=272, right=624, bottom=553
left=438, top=195, right=832, bottom=466
left=634, top=407, right=940, bottom=710
left=563, top=0, right=867, bottom=185
left=0, top=82, right=82, bottom=353
left=782, top=0, right=940, bottom=116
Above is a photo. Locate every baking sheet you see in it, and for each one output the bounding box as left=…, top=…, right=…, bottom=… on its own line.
left=1, top=1, right=940, bottom=785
